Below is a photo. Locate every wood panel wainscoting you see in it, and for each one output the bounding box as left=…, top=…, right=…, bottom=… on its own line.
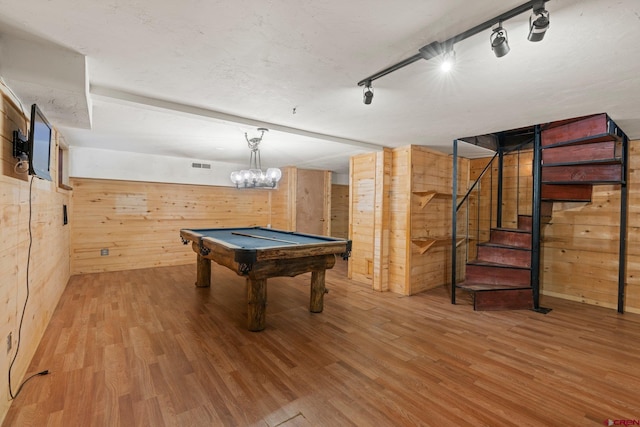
left=3, top=262, right=640, bottom=426
left=69, top=167, right=334, bottom=276
left=1, top=88, right=71, bottom=422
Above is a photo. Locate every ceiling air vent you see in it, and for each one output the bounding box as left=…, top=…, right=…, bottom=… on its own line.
left=191, top=162, right=211, bottom=169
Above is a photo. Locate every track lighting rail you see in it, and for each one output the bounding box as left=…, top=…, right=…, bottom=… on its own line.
left=356, top=0, right=549, bottom=87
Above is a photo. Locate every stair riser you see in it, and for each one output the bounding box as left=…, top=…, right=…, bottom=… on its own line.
left=518, top=216, right=532, bottom=231
left=490, top=230, right=531, bottom=248
left=474, top=289, right=533, bottom=311
left=465, top=265, right=530, bottom=286
left=541, top=114, right=608, bottom=146
left=542, top=140, right=620, bottom=164
left=541, top=184, right=592, bottom=202
left=542, top=164, right=622, bottom=184
left=477, top=246, right=531, bottom=268
left=541, top=202, right=553, bottom=223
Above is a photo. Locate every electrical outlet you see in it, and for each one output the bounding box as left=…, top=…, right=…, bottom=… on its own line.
left=6, top=332, right=12, bottom=353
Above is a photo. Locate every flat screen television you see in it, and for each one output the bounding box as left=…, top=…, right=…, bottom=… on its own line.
left=12, top=104, right=54, bottom=181
left=27, top=104, right=53, bottom=181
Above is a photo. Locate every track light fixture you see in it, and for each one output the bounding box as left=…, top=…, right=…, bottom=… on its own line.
left=528, top=1, right=550, bottom=42
left=490, top=23, right=510, bottom=58
left=363, top=81, right=374, bottom=105
left=356, top=0, right=550, bottom=99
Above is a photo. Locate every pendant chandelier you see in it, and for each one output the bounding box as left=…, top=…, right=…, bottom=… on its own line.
left=230, top=128, right=282, bottom=188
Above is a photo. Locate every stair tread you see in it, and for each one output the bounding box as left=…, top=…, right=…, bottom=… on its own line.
left=457, top=281, right=532, bottom=291
left=542, top=198, right=591, bottom=202
left=542, top=158, right=622, bottom=167
left=467, top=260, right=531, bottom=270
left=542, top=180, right=624, bottom=185
left=493, top=227, right=532, bottom=234
left=478, top=242, right=532, bottom=251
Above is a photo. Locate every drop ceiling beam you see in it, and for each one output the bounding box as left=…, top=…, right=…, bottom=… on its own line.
left=91, top=85, right=385, bottom=151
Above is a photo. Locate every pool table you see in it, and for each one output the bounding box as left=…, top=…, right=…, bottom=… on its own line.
left=180, top=227, right=351, bottom=331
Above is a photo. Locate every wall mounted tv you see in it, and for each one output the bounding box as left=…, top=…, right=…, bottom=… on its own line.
left=12, top=104, right=53, bottom=181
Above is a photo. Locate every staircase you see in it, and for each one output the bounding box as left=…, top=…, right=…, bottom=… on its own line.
left=455, top=113, right=627, bottom=311
left=457, top=215, right=534, bottom=310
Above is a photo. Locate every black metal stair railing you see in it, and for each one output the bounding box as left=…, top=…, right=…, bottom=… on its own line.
left=451, top=139, right=534, bottom=304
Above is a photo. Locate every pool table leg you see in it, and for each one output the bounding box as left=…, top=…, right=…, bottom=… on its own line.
left=247, top=278, right=267, bottom=331
left=310, top=270, right=326, bottom=313
left=196, top=254, right=211, bottom=287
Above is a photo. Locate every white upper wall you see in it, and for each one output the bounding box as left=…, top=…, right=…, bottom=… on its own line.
left=70, top=146, right=350, bottom=186
left=70, top=147, right=245, bottom=187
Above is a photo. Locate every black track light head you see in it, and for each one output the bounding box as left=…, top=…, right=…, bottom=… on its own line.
left=363, top=82, right=374, bottom=105
left=528, top=2, right=550, bottom=42
left=490, top=25, right=510, bottom=58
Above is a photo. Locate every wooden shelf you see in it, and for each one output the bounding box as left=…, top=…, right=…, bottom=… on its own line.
left=411, top=237, right=465, bottom=254
left=412, top=191, right=453, bottom=209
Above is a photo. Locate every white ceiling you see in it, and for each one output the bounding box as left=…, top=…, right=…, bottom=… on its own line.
left=1, top=0, right=639, bottom=175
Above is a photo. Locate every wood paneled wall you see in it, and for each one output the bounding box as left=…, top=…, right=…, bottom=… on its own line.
left=269, top=166, right=296, bottom=231
left=405, top=146, right=468, bottom=295
left=470, top=143, right=640, bottom=314
left=295, top=168, right=331, bottom=236
left=372, top=149, right=391, bottom=292
left=330, top=184, right=349, bottom=239
left=1, top=90, right=71, bottom=424
left=542, top=142, right=640, bottom=313
left=389, top=147, right=411, bottom=294
left=626, top=141, right=640, bottom=312
left=348, top=149, right=392, bottom=291
left=467, top=157, right=493, bottom=260
left=468, top=150, right=533, bottom=259
left=69, top=178, right=272, bottom=274
left=349, top=153, right=376, bottom=285
left=351, top=146, right=468, bottom=295
left=69, top=166, right=333, bottom=275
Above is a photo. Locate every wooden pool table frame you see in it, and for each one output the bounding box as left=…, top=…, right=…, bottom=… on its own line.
left=180, top=227, right=351, bottom=331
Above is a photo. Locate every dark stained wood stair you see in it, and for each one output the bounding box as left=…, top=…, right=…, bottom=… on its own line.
left=541, top=184, right=592, bottom=202
left=454, top=112, right=628, bottom=312
left=540, top=113, right=624, bottom=202
left=457, top=215, right=534, bottom=311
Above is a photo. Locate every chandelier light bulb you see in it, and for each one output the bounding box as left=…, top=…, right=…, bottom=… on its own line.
left=266, top=167, right=282, bottom=183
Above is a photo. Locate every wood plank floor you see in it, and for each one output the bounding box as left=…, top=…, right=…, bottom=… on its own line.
left=3, top=260, right=640, bottom=426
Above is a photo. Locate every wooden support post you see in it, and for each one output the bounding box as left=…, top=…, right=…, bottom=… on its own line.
left=196, top=254, right=211, bottom=288
left=310, top=270, right=326, bottom=313
left=247, top=278, right=267, bottom=331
